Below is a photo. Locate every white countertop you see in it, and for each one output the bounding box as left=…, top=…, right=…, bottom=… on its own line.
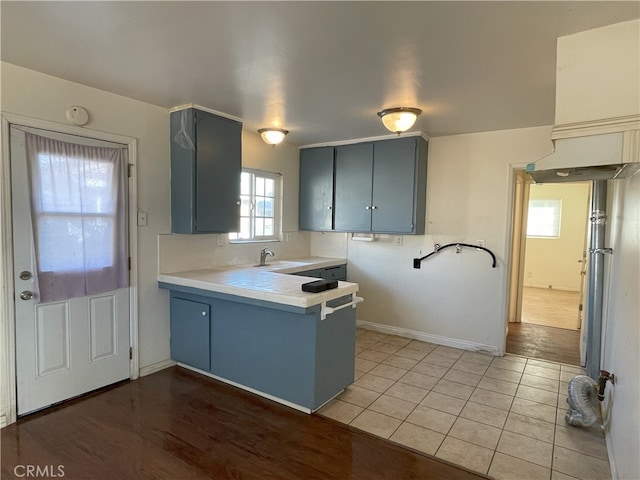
left=158, top=257, right=359, bottom=309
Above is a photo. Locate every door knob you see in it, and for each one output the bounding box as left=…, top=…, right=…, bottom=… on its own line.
left=20, top=291, right=34, bottom=301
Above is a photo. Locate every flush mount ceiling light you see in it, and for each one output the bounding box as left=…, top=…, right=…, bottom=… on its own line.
left=258, top=128, right=289, bottom=146
left=377, top=107, right=422, bottom=134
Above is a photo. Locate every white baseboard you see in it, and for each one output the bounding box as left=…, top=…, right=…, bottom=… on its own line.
left=139, top=359, right=177, bottom=377
left=605, top=432, right=618, bottom=480
left=0, top=413, right=6, bottom=428
left=523, top=284, right=580, bottom=292
left=177, top=363, right=313, bottom=414
left=356, top=319, right=502, bottom=356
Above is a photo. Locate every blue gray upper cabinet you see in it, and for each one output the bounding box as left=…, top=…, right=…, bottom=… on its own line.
left=334, top=143, right=375, bottom=232
left=334, top=136, right=428, bottom=234
left=170, top=108, right=242, bottom=233
left=371, top=137, right=427, bottom=234
left=299, top=147, right=335, bottom=231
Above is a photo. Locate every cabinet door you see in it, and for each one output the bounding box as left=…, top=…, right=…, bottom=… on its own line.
left=293, top=268, right=322, bottom=279
left=195, top=110, right=241, bottom=233
left=371, top=137, right=419, bottom=233
left=170, top=108, right=197, bottom=233
left=299, top=147, right=334, bottom=231
left=334, top=143, right=374, bottom=232
left=319, top=265, right=347, bottom=281
left=170, top=297, right=211, bottom=371
left=292, top=265, right=346, bottom=281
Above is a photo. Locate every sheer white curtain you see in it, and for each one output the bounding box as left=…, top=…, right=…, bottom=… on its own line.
left=25, top=132, right=128, bottom=303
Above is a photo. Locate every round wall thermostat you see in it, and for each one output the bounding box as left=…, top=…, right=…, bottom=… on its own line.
left=66, top=105, right=89, bottom=126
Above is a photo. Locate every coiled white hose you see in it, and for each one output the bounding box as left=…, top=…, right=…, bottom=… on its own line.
left=565, top=375, right=599, bottom=427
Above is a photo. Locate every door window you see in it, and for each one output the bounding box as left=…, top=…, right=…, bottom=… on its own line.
left=25, top=132, right=129, bottom=302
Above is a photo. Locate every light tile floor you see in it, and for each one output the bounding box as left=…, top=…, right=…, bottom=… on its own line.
left=318, top=328, right=610, bottom=480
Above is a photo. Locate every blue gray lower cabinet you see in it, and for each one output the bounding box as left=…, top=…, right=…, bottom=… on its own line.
left=292, top=264, right=347, bottom=282
left=170, top=297, right=211, bottom=371
left=162, top=285, right=355, bottom=412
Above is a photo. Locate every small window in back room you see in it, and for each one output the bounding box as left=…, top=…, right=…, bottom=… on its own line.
left=229, top=169, right=281, bottom=242
left=527, top=199, right=562, bottom=238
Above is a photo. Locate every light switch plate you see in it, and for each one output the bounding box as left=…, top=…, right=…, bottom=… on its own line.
left=137, top=211, right=148, bottom=226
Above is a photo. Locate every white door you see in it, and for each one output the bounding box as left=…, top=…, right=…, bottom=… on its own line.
left=11, top=126, right=131, bottom=415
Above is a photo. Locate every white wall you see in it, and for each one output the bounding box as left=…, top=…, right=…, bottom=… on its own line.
left=524, top=182, right=590, bottom=291
left=555, top=19, right=640, bottom=126
left=311, top=126, right=553, bottom=353
left=601, top=173, right=639, bottom=480
left=1, top=62, right=172, bottom=370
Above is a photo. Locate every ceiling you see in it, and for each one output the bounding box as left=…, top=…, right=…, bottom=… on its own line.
left=2, top=2, right=638, bottom=146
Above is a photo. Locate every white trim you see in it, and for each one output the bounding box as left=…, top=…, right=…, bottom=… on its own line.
left=622, top=129, right=640, bottom=164
left=0, top=111, right=140, bottom=425
left=523, top=284, right=580, bottom=293
left=356, top=320, right=502, bottom=356
left=127, top=143, right=140, bottom=381
left=0, top=116, right=18, bottom=425
left=301, top=131, right=430, bottom=150
left=0, top=414, right=6, bottom=428
left=176, top=363, right=313, bottom=414
left=1, top=116, right=18, bottom=425
left=501, top=163, right=531, bottom=350
left=605, top=430, right=619, bottom=480
left=139, top=358, right=176, bottom=377
left=551, top=114, right=640, bottom=140
left=168, top=103, right=243, bottom=123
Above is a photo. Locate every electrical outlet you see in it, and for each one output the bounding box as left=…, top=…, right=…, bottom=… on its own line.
left=477, top=239, right=485, bottom=247
left=394, top=236, right=403, bottom=246
left=137, top=211, right=148, bottom=226
left=217, top=234, right=225, bottom=247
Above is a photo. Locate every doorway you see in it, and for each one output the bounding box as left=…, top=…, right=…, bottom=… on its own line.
left=0, top=113, right=139, bottom=425
left=507, top=173, right=591, bottom=365
left=11, top=125, right=131, bottom=416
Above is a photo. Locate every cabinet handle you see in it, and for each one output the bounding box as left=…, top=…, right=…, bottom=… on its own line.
left=371, top=205, right=378, bottom=210
left=327, top=206, right=332, bottom=210
left=365, top=206, right=371, bottom=210
left=202, top=311, right=207, bottom=316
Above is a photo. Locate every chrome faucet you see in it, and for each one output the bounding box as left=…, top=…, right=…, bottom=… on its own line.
left=259, top=247, right=275, bottom=266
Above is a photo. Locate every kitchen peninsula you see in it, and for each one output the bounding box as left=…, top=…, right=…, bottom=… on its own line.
left=158, top=258, right=361, bottom=412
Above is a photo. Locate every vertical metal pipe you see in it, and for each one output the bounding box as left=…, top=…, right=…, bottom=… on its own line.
left=586, top=180, right=608, bottom=379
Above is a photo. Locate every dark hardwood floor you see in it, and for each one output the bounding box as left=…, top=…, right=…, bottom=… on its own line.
left=507, top=322, right=581, bottom=365
left=2, top=367, right=488, bottom=480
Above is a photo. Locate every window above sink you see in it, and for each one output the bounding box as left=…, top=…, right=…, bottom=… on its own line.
left=229, top=168, right=282, bottom=243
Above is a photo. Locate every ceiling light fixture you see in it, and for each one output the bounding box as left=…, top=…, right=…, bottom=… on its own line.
left=258, top=128, right=289, bottom=146
left=377, top=107, right=422, bottom=134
